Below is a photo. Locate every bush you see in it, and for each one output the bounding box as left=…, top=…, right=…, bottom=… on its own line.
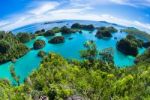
left=33, top=40, right=45, bottom=50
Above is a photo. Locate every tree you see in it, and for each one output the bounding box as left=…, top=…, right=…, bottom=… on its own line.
left=10, top=65, right=20, bottom=86
left=48, top=36, right=65, bottom=44
left=60, top=26, right=72, bottom=34
left=99, top=47, right=114, bottom=63
left=0, top=40, right=10, bottom=53
left=37, top=50, right=47, bottom=58
left=80, top=40, right=98, bottom=62
left=33, top=40, right=45, bottom=50
left=16, top=32, right=31, bottom=43
left=44, top=30, right=55, bottom=37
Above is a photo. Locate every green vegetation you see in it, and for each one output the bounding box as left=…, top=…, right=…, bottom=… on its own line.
left=10, top=66, right=20, bottom=86
left=71, top=23, right=95, bottom=30
left=35, top=29, right=45, bottom=35
left=122, top=27, right=150, bottom=41
left=43, top=27, right=61, bottom=37
left=37, top=50, right=47, bottom=58
left=60, top=26, right=73, bottom=34
left=117, top=35, right=143, bottom=56
left=80, top=40, right=98, bottom=63
left=43, top=30, right=55, bottom=37
left=49, top=36, right=65, bottom=44
left=0, top=25, right=150, bottom=99
left=95, top=26, right=117, bottom=39
left=16, top=32, right=31, bottom=43
left=33, top=40, right=45, bottom=50
left=0, top=31, right=29, bottom=64
left=135, top=48, right=150, bottom=64
left=1, top=48, right=150, bottom=99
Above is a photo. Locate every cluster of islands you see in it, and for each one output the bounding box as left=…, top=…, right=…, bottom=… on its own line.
left=0, top=20, right=150, bottom=99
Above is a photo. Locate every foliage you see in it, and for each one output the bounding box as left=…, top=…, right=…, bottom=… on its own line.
left=44, top=30, right=55, bottom=37
left=71, top=23, right=95, bottom=30
left=0, top=50, right=150, bottom=99
left=33, top=40, right=45, bottom=50
left=0, top=27, right=150, bottom=100
left=16, top=32, right=31, bottom=43
left=10, top=66, right=20, bottom=86
left=117, top=35, right=141, bottom=56
left=35, top=29, right=45, bottom=35
left=135, top=48, right=150, bottom=63
left=0, top=40, right=10, bottom=53
left=37, top=50, right=47, bottom=58
left=48, top=36, right=65, bottom=44
left=60, top=26, right=73, bottom=34
left=0, top=31, right=29, bottom=64
left=95, top=26, right=117, bottom=38
left=43, top=27, right=61, bottom=37
left=80, top=40, right=98, bottom=63
left=122, top=27, right=150, bottom=41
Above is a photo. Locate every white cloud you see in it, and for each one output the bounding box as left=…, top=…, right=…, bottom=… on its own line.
left=0, top=0, right=150, bottom=33
left=28, top=2, right=59, bottom=15
left=99, top=14, right=150, bottom=33
left=110, top=0, right=150, bottom=7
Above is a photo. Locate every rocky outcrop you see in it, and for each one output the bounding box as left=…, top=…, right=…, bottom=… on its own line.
left=33, top=40, right=45, bottom=50
left=117, top=39, right=138, bottom=56
left=49, top=36, right=65, bottom=44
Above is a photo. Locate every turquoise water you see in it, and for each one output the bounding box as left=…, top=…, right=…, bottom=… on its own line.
left=0, top=20, right=146, bottom=83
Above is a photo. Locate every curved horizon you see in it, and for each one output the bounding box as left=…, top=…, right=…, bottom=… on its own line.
left=0, top=0, right=150, bottom=33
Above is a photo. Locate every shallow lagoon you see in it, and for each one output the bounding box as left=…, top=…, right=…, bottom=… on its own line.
left=0, top=20, right=146, bottom=83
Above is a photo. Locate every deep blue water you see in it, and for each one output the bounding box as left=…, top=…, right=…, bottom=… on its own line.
left=0, top=20, right=146, bottom=83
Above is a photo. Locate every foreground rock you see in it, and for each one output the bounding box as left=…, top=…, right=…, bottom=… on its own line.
left=49, top=36, right=65, bottom=44
left=33, top=40, right=45, bottom=50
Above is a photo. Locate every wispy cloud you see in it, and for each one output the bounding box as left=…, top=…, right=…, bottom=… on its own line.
left=110, top=0, right=150, bottom=7
left=0, top=0, right=150, bottom=33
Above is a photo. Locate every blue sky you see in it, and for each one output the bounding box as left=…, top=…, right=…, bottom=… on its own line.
left=0, top=0, right=150, bottom=32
